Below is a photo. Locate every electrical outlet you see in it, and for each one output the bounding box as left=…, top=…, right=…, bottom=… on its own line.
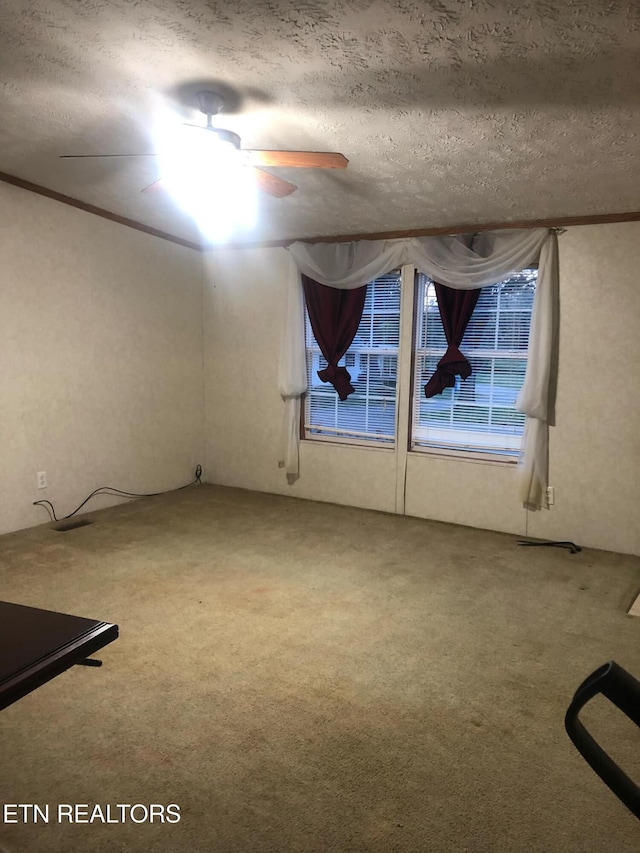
left=546, top=485, right=555, bottom=506
left=37, top=471, right=47, bottom=490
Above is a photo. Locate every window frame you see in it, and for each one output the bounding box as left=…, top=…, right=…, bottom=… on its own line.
left=302, top=270, right=402, bottom=451
left=408, top=267, right=537, bottom=464
left=300, top=263, right=537, bottom=466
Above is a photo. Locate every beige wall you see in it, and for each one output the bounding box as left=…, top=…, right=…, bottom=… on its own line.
left=0, top=182, right=204, bottom=535
left=203, top=224, right=640, bottom=556
left=202, top=248, right=398, bottom=515
left=527, top=224, right=640, bottom=554
left=4, top=187, right=636, bottom=554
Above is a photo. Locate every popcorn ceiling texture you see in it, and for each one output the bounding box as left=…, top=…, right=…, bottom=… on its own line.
left=1, top=0, right=638, bottom=243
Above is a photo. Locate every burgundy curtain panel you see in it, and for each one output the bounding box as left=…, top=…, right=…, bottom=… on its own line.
left=302, top=274, right=367, bottom=401
left=424, top=282, right=481, bottom=398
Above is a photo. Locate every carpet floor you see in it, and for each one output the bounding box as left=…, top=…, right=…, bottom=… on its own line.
left=1, top=483, right=639, bottom=852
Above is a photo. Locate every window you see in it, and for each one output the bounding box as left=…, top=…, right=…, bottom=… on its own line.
left=302, top=265, right=536, bottom=460
left=304, top=271, right=401, bottom=446
left=411, top=269, right=537, bottom=458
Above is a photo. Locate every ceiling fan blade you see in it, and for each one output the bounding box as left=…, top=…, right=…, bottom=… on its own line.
left=245, top=150, right=348, bottom=169
left=253, top=168, right=298, bottom=197
left=60, top=153, right=158, bottom=159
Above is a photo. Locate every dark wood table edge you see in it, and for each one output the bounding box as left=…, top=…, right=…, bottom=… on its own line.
left=0, top=622, right=119, bottom=711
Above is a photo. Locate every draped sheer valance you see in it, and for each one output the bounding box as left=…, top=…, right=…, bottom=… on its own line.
left=278, top=227, right=560, bottom=509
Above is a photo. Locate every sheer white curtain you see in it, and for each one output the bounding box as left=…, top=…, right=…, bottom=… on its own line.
left=278, top=227, right=559, bottom=508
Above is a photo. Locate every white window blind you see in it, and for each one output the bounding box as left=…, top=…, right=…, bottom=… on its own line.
left=304, top=271, right=401, bottom=446
left=411, top=269, right=537, bottom=457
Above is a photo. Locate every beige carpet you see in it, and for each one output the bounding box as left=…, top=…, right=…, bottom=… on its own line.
left=1, top=484, right=639, bottom=852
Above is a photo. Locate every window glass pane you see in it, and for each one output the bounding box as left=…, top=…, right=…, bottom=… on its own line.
left=305, top=271, right=401, bottom=445
left=412, top=268, right=537, bottom=456
left=423, top=301, right=447, bottom=351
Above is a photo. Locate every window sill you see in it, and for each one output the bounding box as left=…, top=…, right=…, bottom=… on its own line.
left=303, top=435, right=396, bottom=452
left=409, top=444, right=519, bottom=466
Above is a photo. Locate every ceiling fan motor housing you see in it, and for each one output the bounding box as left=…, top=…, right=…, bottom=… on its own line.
left=196, top=90, right=225, bottom=117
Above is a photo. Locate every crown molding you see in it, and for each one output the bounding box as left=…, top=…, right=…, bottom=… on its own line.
left=209, top=209, right=640, bottom=251
left=0, top=170, right=203, bottom=251
left=3, top=168, right=639, bottom=253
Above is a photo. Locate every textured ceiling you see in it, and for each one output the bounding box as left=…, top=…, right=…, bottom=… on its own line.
left=1, top=0, right=639, bottom=246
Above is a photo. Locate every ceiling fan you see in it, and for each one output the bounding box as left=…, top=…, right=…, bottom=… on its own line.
left=60, top=90, right=349, bottom=198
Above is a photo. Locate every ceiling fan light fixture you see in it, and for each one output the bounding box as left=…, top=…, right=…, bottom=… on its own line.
left=155, top=116, right=257, bottom=242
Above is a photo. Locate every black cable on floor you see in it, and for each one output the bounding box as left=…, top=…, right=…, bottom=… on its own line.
left=517, top=539, right=582, bottom=554
left=33, top=466, right=202, bottom=523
